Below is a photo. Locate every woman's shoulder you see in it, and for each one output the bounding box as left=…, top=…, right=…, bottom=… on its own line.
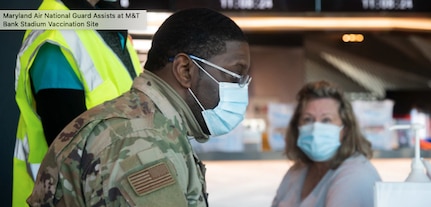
left=342, top=153, right=373, bottom=167
left=282, top=163, right=308, bottom=181
left=335, top=154, right=381, bottom=180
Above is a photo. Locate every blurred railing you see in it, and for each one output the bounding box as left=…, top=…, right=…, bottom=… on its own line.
left=197, top=148, right=431, bottom=160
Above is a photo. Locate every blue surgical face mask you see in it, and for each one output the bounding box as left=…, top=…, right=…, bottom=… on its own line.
left=297, top=122, right=343, bottom=162
left=188, top=56, right=250, bottom=136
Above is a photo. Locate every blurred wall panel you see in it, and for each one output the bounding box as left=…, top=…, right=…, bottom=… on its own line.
left=248, top=45, right=305, bottom=117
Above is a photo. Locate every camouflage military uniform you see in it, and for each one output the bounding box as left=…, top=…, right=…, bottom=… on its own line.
left=27, top=71, right=210, bottom=207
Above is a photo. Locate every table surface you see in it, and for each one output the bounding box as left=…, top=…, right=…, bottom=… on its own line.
left=204, top=158, right=420, bottom=207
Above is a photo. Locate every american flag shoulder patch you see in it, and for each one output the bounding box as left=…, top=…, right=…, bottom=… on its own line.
left=127, top=162, right=176, bottom=196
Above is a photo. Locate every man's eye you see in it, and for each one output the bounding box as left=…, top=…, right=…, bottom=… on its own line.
left=232, top=76, right=240, bottom=83
left=225, top=74, right=237, bottom=82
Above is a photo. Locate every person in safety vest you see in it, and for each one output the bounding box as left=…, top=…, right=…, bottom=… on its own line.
left=13, top=0, right=142, bottom=206
left=27, top=8, right=251, bottom=207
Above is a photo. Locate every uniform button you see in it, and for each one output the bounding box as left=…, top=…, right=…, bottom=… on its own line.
left=199, top=196, right=203, bottom=201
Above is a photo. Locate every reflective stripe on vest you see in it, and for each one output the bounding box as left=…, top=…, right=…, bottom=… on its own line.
left=60, top=30, right=103, bottom=91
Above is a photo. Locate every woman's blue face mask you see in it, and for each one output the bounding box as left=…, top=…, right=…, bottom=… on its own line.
left=297, top=122, right=343, bottom=162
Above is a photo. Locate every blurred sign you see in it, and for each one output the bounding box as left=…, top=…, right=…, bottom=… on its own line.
left=220, top=0, right=274, bottom=10
left=267, top=102, right=295, bottom=151
left=352, top=99, right=397, bottom=150
left=322, top=0, right=431, bottom=12
left=362, top=0, right=413, bottom=10
left=130, top=0, right=431, bottom=12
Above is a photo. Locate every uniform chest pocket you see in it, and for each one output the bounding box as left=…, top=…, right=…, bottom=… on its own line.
left=115, top=147, right=188, bottom=207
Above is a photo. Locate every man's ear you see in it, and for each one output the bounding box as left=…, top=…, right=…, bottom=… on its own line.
left=172, top=53, right=195, bottom=88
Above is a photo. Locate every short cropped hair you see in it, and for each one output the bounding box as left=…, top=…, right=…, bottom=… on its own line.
left=285, top=80, right=373, bottom=169
left=144, top=8, right=247, bottom=71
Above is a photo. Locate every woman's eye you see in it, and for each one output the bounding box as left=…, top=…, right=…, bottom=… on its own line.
left=322, top=118, right=332, bottom=123
left=301, top=117, right=313, bottom=124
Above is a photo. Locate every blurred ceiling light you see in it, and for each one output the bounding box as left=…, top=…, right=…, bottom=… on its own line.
left=230, top=16, right=431, bottom=32
left=132, top=39, right=152, bottom=53
left=131, top=12, right=431, bottom=34
left=129, top=12, right=431, bottom=51
left=129, top=12, right=172, bottom=36
left=342, top=34, right=364, bottom=42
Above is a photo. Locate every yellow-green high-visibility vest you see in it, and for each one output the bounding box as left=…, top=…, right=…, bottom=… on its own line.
left=13, top=1, right=143, bottom=206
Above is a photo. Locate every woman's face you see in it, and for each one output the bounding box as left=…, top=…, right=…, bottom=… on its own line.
left=299, top=98, right=344, bottom=139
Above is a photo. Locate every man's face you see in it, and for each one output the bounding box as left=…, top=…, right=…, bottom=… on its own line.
left=188, top=40, right=251, bottom=134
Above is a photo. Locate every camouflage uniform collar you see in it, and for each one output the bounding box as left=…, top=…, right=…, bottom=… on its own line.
left=133, top=71, right=209, bottom=142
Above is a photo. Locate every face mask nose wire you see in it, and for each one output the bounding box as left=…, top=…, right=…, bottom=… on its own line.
left=242, top=76, right=252, bottom=87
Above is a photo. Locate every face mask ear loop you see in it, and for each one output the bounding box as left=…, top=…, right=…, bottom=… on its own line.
left=188, top=88, right=206, bottom=111
left=191, top=59, right=219, bottom=84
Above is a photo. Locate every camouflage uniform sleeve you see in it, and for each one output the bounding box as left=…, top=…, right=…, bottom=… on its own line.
left=27, top=118, right=102, bottom=207
left=76, top=116, right=189, bottom=207
left=26, top=147, right=64, bottom=207
left=29, top=95, right=204, bottom=207
left=106, top=145, right=189, bottom=207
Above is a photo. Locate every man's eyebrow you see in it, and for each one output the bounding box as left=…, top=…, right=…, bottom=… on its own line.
left=232, top=62, right=248, bottom=71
